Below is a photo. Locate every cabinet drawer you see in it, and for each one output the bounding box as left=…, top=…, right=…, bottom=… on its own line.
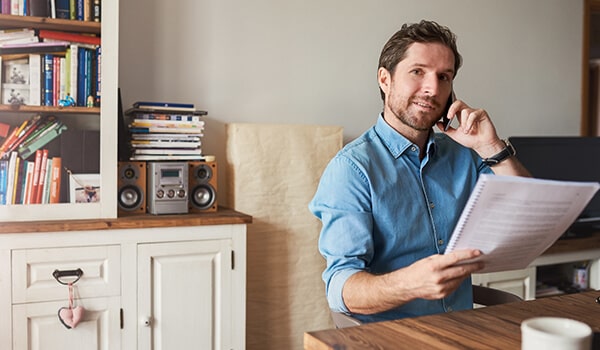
left=12, top=245, right=120, bottom=303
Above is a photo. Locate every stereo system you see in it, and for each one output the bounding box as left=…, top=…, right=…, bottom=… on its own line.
left=117, top=161, right=146, bottom=216
left=147, top=161, right=189, bottom=215
left=118, top=160, right=218, bottom=216
left=188, top=161, right=218, bottom=212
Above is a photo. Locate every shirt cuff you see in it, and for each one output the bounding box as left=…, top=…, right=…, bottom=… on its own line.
left=328, top=268, right=363, bottom=313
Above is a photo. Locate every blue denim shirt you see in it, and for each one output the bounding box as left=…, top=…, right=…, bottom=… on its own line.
left=309, top=115, right=492, bottom=323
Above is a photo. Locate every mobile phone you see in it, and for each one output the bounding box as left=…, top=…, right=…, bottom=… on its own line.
left=441, top=91, right=456, bottom=131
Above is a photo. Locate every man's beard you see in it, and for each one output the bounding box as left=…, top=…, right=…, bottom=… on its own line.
left=388, top=97, right=439, bottom=131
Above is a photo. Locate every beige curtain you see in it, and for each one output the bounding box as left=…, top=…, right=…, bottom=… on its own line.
left=225, top=123, right=342, bottom=350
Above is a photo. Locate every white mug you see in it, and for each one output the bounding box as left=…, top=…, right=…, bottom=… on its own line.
left=521, top=317, right=592, bottom=350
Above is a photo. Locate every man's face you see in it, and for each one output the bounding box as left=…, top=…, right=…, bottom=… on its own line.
left=379, top=42, right=455, bottom=132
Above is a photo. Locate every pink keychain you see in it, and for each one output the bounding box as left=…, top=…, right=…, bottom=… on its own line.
left=57, top=282, right=85, bottom=329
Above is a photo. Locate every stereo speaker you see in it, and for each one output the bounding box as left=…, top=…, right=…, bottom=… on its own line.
left=117, top=161, right=146, bottom=216
left=188, top=161, right=218, bottom=212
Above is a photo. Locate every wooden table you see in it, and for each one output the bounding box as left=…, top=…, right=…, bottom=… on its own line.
left=304, top=291, right=600, bottom=350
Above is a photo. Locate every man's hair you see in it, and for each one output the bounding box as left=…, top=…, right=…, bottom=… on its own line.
left=378, top=20, right=462, bottom=101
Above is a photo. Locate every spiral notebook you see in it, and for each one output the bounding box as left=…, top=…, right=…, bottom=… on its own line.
left=445, top=174, right=600, bottom=273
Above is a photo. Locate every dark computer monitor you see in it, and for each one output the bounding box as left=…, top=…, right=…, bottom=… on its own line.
left=509, top=136, right=600, bottom=237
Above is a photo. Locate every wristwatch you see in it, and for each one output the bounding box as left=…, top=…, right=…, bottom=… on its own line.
left=481, top=139, right=516, bottom=166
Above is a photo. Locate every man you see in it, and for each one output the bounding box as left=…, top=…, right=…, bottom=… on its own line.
left=309, top=20, right=530, bottom=323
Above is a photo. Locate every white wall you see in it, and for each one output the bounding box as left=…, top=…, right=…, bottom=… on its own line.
left=119, top=0, right=583, bottom=204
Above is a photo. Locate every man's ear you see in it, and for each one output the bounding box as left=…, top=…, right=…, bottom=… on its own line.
left=377, top=67, right=391, bottom=97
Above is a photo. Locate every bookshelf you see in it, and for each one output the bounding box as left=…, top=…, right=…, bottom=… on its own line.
left=0, top=2, right=118, bottom=222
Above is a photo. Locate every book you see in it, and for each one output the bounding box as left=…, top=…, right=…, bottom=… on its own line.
left=38, top=30, right=101, bottom=46
left=23, top=160, right=34, bottom=204
left=41, top=157, right=52, bottom=203
left=12, top=157, right=23, bottom=204
left=35, top=148, right=48, bottom=204
left=55, top=0, right=70, bottom=19
left=28, top=53, right=41, bottom=106
left=0, top=122, right=9, bottom=138
left=125, top=107, right=207, bottom=116
left=133, top=148, right=202, bottom=156
left=129, top=113, right=202, bottom=121
left=68, top=44, right=78, bottom=105
left=445, top=174, right=600, bottom=273
left=0, top=41, right=69, bottom=55
left=48, top=156, right=61, bottom=203
left=93, top=0, right=100, bottom=22
left=28, top=0, right=49, bottom=17
left=130, top=154, right=206, bottom=161
left=129, top=126, right=204, bottom=134
left=130, top=140, right=201, bottom=149
left=5, top=152, right=17, bottom=203
left=43, top=53, right=53, bottom=106
left=30, top=149, right=42, bottom=203
left=133, top=101, right=195, bottom=109
left=0, top=159, right=7, bottom=204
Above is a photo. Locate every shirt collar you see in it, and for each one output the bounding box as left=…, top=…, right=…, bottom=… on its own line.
left=373, top=114, right=437, bottom=158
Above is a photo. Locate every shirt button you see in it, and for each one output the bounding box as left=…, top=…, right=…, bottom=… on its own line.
left=447, top=306, right=453, bottom=312
left=429, top=202, right=435, bottom=209
left=410, top=146, right=417, bottom=152
left=438, top=239, right=444, bottom=245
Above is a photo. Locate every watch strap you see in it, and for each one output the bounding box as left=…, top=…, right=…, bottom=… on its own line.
left=482, top=139, right=516, bottom=166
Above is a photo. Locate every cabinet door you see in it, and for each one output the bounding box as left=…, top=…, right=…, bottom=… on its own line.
left=12, top=297, right=120, bottom=350
left=138, top=239, right=232, bottom=350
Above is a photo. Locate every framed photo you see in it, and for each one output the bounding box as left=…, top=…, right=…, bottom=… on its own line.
left=69, top=173, right=101, bottom=203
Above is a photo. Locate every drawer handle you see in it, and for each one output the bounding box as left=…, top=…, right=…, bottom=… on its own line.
left=52, top=268, right=84, bottom=285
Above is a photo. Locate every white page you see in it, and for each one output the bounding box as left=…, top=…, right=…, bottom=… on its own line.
left=445, top=174, right=600, bottom=273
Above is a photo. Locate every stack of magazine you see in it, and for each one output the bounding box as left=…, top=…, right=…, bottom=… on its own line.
left=124, top=101, right=208, bottom=161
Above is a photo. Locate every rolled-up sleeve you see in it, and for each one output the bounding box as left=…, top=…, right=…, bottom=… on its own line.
left=309, top=155, right=374, bottom=313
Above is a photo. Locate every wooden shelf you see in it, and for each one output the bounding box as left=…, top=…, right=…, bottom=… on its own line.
left=0, top=207, right=253, bottom=234
left=0, top=14, right=100, bottom=34
left=0, top=104, right=99, bottom=114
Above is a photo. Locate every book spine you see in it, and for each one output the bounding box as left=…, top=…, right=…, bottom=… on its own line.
left=69, top=0, right=75, bottom=19
left=38, top=30, right=101, bottom=46
left=28, top=53, right=41, bottom=106
left=43, top=54, right=53, bottom=106
left=75, top=0, right=83, bottom=20
left=0, top=159, right=7, bottom=204
left=77, top=47, right=84, bottom=105
left=30, top=148, right=42, bottom=204
left=95, top=45, right=100, bottom=106
left=42, top=157, right=51, bottom=203
left=93, top=0, right=99, bottom=22
left=49, top=156, right=61, bottom=203
left=59, top=56, right=66, bottom=101
left=55, top=0, right=69, bottom=19
left=69, top=44, right=78, bottom=103
left=52, top=55, right=59, bottom=106
left=34, top=148, right=47, bottom=204
left=1, top=0, right=10, bottom=14
left=23, top=160, right=34, bottom=204
left=12, top=156, right=22, bottom=204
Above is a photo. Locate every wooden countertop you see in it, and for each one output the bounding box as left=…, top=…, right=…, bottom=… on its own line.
left=0, top=207, right=252, bottom=234
left=304, top=291, right=600, bottom=350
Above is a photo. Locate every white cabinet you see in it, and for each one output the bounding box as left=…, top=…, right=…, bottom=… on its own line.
left=137, top=240, right=233, bottom=350
left=0, top=212, right=249, bottom=350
